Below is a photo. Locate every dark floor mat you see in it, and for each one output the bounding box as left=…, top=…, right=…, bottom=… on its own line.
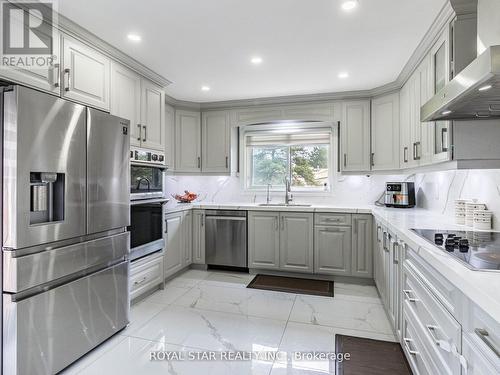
left=247, top=274, right=334, bottom=297
left=336, top=335, right=412, bottom=375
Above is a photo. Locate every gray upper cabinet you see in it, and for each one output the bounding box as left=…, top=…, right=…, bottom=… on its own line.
left=201, top=111, right=231, bottom=173
left=314, top=225, right=352, bottom=276
left=61, top=34, right=110, bottom=111
left=164, top=103, right=175, bottom=169
left=175, top=110, right=202, bottom=172
left=0, top=17, right=60, bottom=94
left=351, top=214, right=373, bottom=278
left=371, top=93, right=400, bottom=171
left=341, top=101, right=371, bottom=172
left=248, top=211, right=280, bottom=270
left=110, top=62, right=141, bottom=147
left=140, top=79, right=165, bottom=151
left=279, top=212, right=314, bottom=273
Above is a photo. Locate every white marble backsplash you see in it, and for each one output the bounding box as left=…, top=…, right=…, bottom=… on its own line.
left=165, top=169, right=500, bottom=230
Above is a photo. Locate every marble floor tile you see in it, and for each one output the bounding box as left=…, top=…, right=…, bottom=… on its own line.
left=199, top=271, right=256, bottom=288
left=173, top=284, right=296, bottom=320
left=276, top=322, right=336, bottom=374
left=289, top=295, right=393, bottom=335
left=120, top=300, right=166, bottom=336
left=130, top=305, right=287, bottom=352
left=142, top=285, right=192, bottom=306
left=77, top=336, right=273, bottom=375
left=270, top=361, right=335, bottom=375
left=333, top=282, right=381, bottom=304
left=166, top=269, right=213, bottom=288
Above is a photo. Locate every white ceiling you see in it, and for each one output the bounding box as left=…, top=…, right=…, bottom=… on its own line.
left=58, top=0, right=447, bottom=103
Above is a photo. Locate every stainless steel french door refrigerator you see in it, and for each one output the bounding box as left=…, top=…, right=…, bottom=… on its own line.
left=1, top=85, right=130, bottom=375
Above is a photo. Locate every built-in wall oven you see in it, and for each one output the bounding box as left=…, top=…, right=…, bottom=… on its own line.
left=129, top=147, right=168, bottom=261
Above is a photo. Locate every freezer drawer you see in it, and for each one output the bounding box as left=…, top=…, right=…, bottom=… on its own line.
left=3, top=261, right=129, bottom=375
left=3, top=232, right=129, bottom=293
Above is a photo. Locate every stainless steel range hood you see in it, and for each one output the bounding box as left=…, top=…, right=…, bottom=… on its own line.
left=421, top=45, right=500, bottom=121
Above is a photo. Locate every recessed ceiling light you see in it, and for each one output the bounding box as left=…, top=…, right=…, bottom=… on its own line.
left=201, top=86, right=211, bottom=92
left=478, top=84, right=492, bottom=91
left=341, top=0, right=358, bottom=11
left=251, top=56, right=263, bottom=65
left=441, top=110, right=452, bottom=115
left=127, top=33, right=141, bottom=42
left=338, top=72, right=349, bottom=79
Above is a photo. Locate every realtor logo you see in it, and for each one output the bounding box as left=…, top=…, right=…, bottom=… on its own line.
left=0, top=0, right=57, bottom=69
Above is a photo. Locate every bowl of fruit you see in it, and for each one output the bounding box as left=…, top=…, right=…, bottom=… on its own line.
left=171, top=191, right=199, bottom=203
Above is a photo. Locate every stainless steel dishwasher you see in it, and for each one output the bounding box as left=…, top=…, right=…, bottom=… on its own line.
left=205, top=210, right=247, bottom=269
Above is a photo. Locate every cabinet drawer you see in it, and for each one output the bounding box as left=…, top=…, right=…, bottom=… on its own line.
left=406, top=247, right=461, bottom=318
left=403, top=264, right=461, bottom=375
left=130, top=254, right=163, bottom=300
left=463, top=333, right=499, bottom=375
left=402, top=310, right=437, bottom=375
left=462, top=299, right=500, bottom=369
left=315, top=213, right=351, bottom=226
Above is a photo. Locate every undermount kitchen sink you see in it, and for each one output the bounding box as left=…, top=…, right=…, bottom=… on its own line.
left=258, top=203, right=312, bottom=207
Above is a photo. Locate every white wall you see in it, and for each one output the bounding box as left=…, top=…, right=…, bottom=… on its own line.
left=477, top=0, right=500, bottom=54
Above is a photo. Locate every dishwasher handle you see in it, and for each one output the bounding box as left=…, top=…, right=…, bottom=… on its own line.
left=205, top=216, right=247, bottom=221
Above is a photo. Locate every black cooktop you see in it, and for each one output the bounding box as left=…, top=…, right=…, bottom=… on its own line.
left=411, top=229, right=500, bottom=271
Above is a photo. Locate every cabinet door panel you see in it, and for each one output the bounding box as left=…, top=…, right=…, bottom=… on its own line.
left=279, top=213, right=313, bottom=273
left=141, top=79, right=165, bottom=151
left=62, top=35, right=110, bottom=110
left=192, top=210, right=205, bottom=264
left=351, top=215, right=373, bottom=278
left=165, top=103, right=175, bottom=169
left=371, top=94, right=399, bottom=171
left=248, top=212, right=280, bottom=269
left=175, top=110, right=201, bottom=172
left=164, top=213, right=184, bottom=278
left=110, top=63, right=141, bottom=147
left=202, top=111, right=231, bottom=173
left=399, top=83, right=411, bottom=168
left=314, top=226, right=352, bottom=275
left=341, top=101, right=370, bottom=172
left=183, top=212, right=192, bottom=266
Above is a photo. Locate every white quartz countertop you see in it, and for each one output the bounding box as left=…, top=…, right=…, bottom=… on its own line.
left=164, top=202, right=500, bottom=322
left=371, top=207, right=500, bottom=323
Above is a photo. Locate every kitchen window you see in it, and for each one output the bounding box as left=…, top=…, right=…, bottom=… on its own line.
left=243, top=124, right=334, bottom=192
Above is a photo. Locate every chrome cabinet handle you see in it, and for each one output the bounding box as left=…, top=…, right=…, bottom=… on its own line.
left=403, top=146, right=408, bottom=163
left=370, top=153, right=375, bottom=167
left=64, top=68, right=71, bottom=91
left=137, top=124, right=142, bottom=141
left=413, top=143, right=417, bottom=160
left=325, top=218, right=341, bottom=222
left=142, top=125, right=147, bottom=142
left=133, top=276, right=148, bottom=286
left=475, top=328, right=500, bottom=358
left=377, top=225, right=382, bottom=243
left=201, top=214, right=205, bottom=227
left=403, top=338, right=418, bottom=356
left=225, top=156, right=229, bottom=169
left=164, top=219, right=168, bottom=234
left=416, top=141, right=421, bottom=160
left=426, top=325, right=452, bottom=352
left=343, top=153, right=347, bottom=167
left=392, top=241, right=399, bottom=264
left=53, top=63, right=60, bottom=87
left=197, top=156, right=201, bottom=169
left=403, top=289, right=419, bottom=303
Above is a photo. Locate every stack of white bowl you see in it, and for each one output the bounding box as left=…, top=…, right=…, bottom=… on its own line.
left=473, top=210, right=493, bottom=230
left=454, top=199, right=469, bottom=225
left=465, top=200, right=487, bottom=227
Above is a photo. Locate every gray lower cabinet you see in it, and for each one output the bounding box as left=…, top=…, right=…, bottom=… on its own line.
left=183, top=211, right=193, bottom=266
left=314, top=225, right=352, bottom=276
left=351, top=214, right=373, bottom=278
left=248, top=212, right=280, bottom=269
left=164, top=211, right=184, bottom=278
left=192, top=210, right=205, bottom=264
left=279, top=212, right=314, bottom=273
